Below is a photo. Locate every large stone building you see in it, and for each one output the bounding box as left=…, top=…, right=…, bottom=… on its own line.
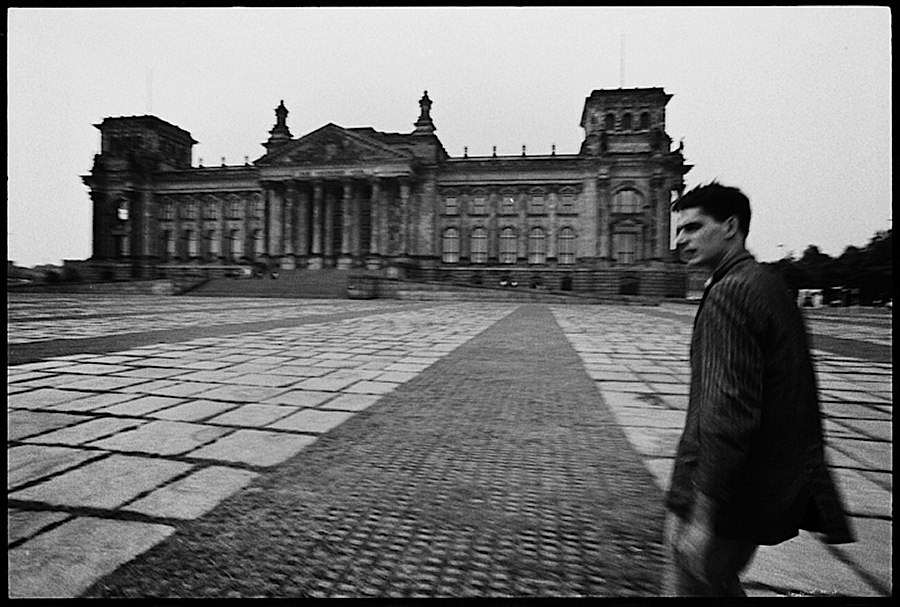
left=80, top=86, right=691, bottom=296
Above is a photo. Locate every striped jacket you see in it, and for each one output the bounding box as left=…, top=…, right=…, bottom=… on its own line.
left=665, top=250, right=854, bottom=546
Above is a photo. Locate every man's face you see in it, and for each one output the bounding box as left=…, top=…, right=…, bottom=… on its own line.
left=674, top=206, right=734, bottom=269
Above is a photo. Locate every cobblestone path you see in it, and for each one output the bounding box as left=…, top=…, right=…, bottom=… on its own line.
left=83, top=304, right=666, bottom=598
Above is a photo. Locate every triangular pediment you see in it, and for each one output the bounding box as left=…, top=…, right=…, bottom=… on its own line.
left=257, top=123, right=412, bottom=166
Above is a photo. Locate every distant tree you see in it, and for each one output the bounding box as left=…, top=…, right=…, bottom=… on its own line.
left=794, top=245, right=836, bottom=289
left=764, top=228, right=891, bottom=305
left=859, top=229, right=892, bottom=303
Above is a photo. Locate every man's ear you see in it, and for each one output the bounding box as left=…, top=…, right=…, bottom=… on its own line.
left=724, top=215, right=739, bottom=239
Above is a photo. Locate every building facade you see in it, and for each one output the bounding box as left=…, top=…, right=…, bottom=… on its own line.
left=81, top=87, right=691, bottom=296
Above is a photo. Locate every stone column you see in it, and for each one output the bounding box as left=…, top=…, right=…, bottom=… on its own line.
left=294, top=182, right=309, bottom=263
left=367, top=177, right=381, bottom=268
left=548, top=190, right=558, bottom=261
left=324, top=183, right=336, bottom=263
left=338, top=180, right=353, bottom=269
left=141, top=191, right=153, bottom=262
left=352, top=183, right=363, bottom=261
left=282, top=184, right=296, bottom=270
left=275, top=185, right=285, bottom=260
left=219, top=198, right=227, bottom=265
left=309, top=181, right=324, bottom=269
left=651, top=178, right=663, bottom=260
left=597, top=177, right=611, bottom=260
left=399, top=179, right=411, bottom=257
left=518, top=191, right=527, bottom=262
left=379, top=181, right=390, bottom=257
left=171, top=195, right=181, bottom=260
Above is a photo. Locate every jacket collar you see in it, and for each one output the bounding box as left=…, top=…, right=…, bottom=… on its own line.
left=709, top=248, right=755, bottom=288
left=695, top=249, right=755, bottom=322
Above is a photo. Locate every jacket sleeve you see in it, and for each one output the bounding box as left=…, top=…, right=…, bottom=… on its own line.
left=694, top=280, right=765, bottom=506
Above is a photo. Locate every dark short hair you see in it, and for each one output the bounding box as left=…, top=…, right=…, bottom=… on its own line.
left=671, top=181, right=751, bottom=236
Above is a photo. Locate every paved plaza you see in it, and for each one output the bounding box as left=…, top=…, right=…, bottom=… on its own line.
left=7, top=294, right=892, bottom=598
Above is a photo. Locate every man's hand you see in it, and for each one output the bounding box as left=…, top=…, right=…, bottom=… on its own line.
left=674, top=492, right=719, bottom=584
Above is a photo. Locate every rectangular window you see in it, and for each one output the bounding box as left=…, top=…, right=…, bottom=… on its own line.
left=471, top=196, right=487, bottom=215
left=444, top=197, right=458, bottom=215
left=500, top=195, right=517, bottom=215
left=529, top=195, right=545, bottom=214
left=559, top=194, right=576, bottom=214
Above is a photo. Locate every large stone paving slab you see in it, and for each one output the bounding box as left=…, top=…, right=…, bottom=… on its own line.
left=206, top=403, right=295, bottom=427
left=24, top=417, right=147, bottom=446
left=8, top=445, right=104, bottom=490
left=190, top=429, right=319, bottom=467
left=8, top=388, right=91, bottom=410
left=9, top=454, right=192, bottom=509
left=123, top=465, right=259, bottom=520
left=267, top=409, right=356, bottom=433
left=8, top=508, right=70, bottom=545
left=88, top=420, right=231, bottom=456
left=8, top=516, right=176, bottom=598
left=8, top=410, right=92, bottom=441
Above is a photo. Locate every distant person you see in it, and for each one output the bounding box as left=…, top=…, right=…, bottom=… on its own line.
left=663, top=182, right=854, bottom=596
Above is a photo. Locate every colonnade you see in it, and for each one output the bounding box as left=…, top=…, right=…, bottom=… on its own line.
left=261, top=176, right=414, bottom=269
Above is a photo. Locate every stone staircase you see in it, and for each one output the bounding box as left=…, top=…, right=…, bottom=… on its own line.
left=188, top=269, right=350, bottom=299
left=184, top=269, right=661, bottom=305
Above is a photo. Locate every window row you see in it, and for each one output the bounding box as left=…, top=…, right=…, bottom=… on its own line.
left=443, top=191, right=578, bottom=216
left=157, top=228, right=266, bottom=260
left=591, top=110, right=653, bottom=131
left=442, top=226, right=577, bottom=265
left=152, top=198, right=264, bottom=221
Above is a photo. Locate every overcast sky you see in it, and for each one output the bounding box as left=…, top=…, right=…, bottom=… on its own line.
left=7, top=6, right=892, bottom=267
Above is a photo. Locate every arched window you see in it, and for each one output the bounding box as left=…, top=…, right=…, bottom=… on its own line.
left=528, top=228, right=546, bottom=265
left=115, top=235, right=129, bottom=259
left=605, top=113, right=615, bottom=130
left=613, top=231, right=638, bottom=264
left=230, top=229, right=243, bottom=261
left=442, top=227, right=460, bottom=263
left=558, top=227, right=576, bottom=265
left=499, top=227, right=517, bottom=264
left=640, top=112, right=651, bottom=130
left=622, top=113, right=633, bottom=130
left=252, top=229, right=264, bottom=259
left=162, top=230, right=174, bottom=261
left=185, top=229, right=199, bottom=258
left=470, top=227, right=487, bottom=263
left=207, top=229, right=219, bottom=259
left=612, top=189, right=643, bottom=214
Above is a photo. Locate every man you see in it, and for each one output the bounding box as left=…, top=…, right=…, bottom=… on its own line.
left=663, top=182, right=854, bottom=596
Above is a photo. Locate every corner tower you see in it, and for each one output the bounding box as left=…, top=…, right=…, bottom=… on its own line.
left=579, top=87, right=672, bottom=155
